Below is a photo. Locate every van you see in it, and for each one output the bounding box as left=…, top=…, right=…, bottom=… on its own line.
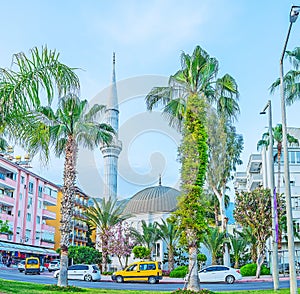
left=25, top=257, right=40, bottom=275
left=111, top=261, right=162, bottom=284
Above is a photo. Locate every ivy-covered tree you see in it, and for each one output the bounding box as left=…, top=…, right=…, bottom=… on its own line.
left=146, top=45, right=239, bottom=291
left=234, top=187, right=283, bottom=278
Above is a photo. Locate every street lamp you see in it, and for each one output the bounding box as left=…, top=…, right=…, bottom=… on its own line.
left=260, top=100, right=279, bottom=290
left=279, top=6, right=300, bottom=294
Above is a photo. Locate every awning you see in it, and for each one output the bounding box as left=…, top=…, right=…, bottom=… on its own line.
left=0, top=241, right=58, bottom=256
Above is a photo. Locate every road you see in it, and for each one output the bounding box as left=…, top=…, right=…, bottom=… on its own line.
left=0, top=268, right=299, bottom=292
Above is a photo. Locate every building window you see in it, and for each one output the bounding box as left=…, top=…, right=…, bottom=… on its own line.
left=6, top=172, right=16, bottom=181
left=38, top=186, right=43, bottom=198
left=18, top=210, right=21, bottom=217
left=28, top=182, right=34, bottom=194
left=155, top=243, right=161, bottom=258
left=292, top=196, right=300, bottom=210
left=38, top=200, right=42, bottom=209
left=19, top=193, right=22, bottom=200
left=21, top=176, right=25, bottom=184
left=36, top=216, right=40, bottom=224
left=26, top=213, right=31, bottom=222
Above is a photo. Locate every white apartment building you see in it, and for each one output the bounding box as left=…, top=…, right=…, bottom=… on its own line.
left=234, top=127, right=300, bottom=269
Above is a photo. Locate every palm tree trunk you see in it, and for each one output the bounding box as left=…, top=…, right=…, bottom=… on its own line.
left=58, top=136, right=76, bottom=287
left=186, top=228, right=200, bottom=291
left=168, top=246, right=175, bottom=272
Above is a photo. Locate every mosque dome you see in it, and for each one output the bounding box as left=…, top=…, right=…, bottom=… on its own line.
left=123, top=182, right=180, bottom=215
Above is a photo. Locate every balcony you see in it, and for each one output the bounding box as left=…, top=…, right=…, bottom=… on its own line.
left=42, top=209, right=56, bottom=220
left=43, top=193, right=57, bottom=206
left=40, top=238, right=55, bottom=248
left=0, top=174, right=16, bottom=188
left=0, top=212, right=13, bottom=222
left=247, top=173, right=263, bottom=191
left=74, top=223, right=88, bottom=231
left=41, top=223, right=56, bottom=233
left=0, top=194, right=15, bottom=207
left=246, top=154, right=262, bottom=173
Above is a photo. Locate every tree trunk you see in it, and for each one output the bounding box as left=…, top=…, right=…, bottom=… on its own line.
left=214, top=186, right=231, bottom=267
left=255, top=250, right=265, bottom=278
left=168, top=246, right=174, bottom=272
left=101, top=236, right=108, bottom=272
left=187, top=244, right=200, bottom=291
left=58, top=136, right=77, bottom=287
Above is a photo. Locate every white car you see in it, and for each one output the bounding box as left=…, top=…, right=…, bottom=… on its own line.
left=53, top=264, right=101, bottom=282
left=48, top=260, right=60, bottom=272
left=185, top=265, right=242, bottom=284
left=18, top=260, right=25, bottom=272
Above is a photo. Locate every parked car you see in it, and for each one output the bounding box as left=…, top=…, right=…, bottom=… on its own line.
left=48, top=260, right=60, bottom=272
left=18, top=260, right=25, bottom=272
left=185, top=265, right=242, bottom=284
left=53, top=264, right=101, bottom=282
left=111, top=261, right=162, bottom=284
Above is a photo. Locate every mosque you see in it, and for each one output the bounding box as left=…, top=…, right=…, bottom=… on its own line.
left=98, top=53, right=180, bottom=270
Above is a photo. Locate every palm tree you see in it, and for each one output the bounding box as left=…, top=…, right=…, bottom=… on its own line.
left=0, top=47, right=79, bottom=150
left=234, top=227, right=257, bottom=263
left=270, top=47, right=300, bottom=105
left=145, top=45, right=239, bottom=291
left=29, top=94, right=114, bottom=286
left=257, top=123, right=298, bottom=195
left=156, top=218, right=181, bottom=272
left=85, top=197, right=130, bottom=272
left=228, top=234, right=247, bottom=269
left=202, top=227, right=225, bottom=265
left=130, top=220, right=160, bottom=255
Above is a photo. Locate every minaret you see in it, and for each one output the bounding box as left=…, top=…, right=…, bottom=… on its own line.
left=100, top=53, right=122, bottom=200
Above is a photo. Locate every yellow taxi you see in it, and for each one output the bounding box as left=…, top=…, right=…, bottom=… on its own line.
left=111, top=261, right=162, bottom=284
left=25, top=257, right=40, bottom=275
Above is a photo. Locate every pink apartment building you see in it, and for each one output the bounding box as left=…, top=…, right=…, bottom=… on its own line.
left=0, top=155, right=59, bottom=263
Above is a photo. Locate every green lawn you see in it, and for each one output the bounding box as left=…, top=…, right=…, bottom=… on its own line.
left=0, top=279, right=297, bottom=294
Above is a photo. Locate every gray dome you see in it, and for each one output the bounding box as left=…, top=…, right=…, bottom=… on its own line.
left=123, top=185, right=180, bottom=214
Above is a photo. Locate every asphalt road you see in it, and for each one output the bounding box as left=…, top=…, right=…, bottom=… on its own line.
left=0, top=268, right=298, bottom=292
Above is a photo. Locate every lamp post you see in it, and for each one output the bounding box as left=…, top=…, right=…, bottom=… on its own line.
left=279, top=6, right=300, bottom=294
left=260, top=100, right=279, bottom=290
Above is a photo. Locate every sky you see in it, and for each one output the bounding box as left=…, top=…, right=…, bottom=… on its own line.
left=1, top=0, right=300, bottom=199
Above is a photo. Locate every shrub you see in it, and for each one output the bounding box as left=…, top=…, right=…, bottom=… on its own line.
left=172, top=288, right=215, bottom=294
left=170, top=266, right=188, bottom=278
left=102, top=271, right=113, bottom=275
left=163, top=269, right=171, bottom=276
left=132, top=246, right=151, bottom=259
left=240, top=263, right=270, bottom=276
